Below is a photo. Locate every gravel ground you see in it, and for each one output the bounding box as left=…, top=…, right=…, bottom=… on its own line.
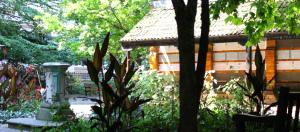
left=68, top=95, right=98, bottom=118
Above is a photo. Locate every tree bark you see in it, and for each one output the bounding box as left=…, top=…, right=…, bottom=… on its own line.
left=195, top=0, right=210, bottom=101
left=172, top=0, right=210, bottom=131
left=171, top=0, right=198, bottom=131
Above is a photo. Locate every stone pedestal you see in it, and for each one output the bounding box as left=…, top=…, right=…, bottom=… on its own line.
left=6, top=62, right=73, bottom=130
left=36, top=62, right=71, bottom=121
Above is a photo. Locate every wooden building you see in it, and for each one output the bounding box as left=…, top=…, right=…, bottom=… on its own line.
left=120, top=6, right=300, bottom=90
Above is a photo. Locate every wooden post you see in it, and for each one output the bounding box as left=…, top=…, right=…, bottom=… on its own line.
left=126, top=50, right=131, bottom=71
left=265, top=40, right=276, bottom=89
left=205, top=43, right=213, bottom=71
left=149, top=46, right=159, bottom=70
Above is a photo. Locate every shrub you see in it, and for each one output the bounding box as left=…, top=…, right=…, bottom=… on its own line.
left=43, top=118, right=98, bottom=132
left=0, top=110, right=35, bottom=124
left=132, top=71, right=179, bottom=131
left=65, top=73, right=85, bottom=95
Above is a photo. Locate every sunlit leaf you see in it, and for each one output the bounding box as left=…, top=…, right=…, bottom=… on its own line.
left=93, top=42, right=102, bottom=73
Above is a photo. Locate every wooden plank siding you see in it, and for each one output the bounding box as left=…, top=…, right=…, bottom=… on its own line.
left=275, top=39, right=300, bottom=89
left=265, top=40, right=276, bottom=89
left=149, top=39, right=300, bottom=90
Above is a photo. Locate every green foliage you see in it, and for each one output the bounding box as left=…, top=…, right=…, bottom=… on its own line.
left=84, top=32, right=150, bottom=132
left=0, top=35, right=76, bottom=64
left=0, top=1, right=77, bottom=64
left=0, top=110, right=35, bottom=124
left=198, top=71, right=257, bottom=131
left=44, top=118, right=98, bottom=132
left=65, top=73, right=85, bottom=95
left=198, top=108, right=234, bottom=132
left=36, top=0, right=151, bottom=61
left=51, top=102, right=75, bottom=122
left=7, top=96, right=41, bottom=114
left=211, top=0, right=300, bottom=46
left=132, top=71, right=179, bottom=131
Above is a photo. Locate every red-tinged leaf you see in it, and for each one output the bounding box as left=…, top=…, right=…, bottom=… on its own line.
left=84, top=59, right=99, bottom=86
left=100, top=32, right=110, bottom=58
left=111, top=54, right=121, bottom=78
left=123, top=62, right=137, bottom=87
left=101, top=82, right=118, bottom=99
left=120, top=57, right=127, bottom=80
left=109, top=92, right=130, bottom=115
left=255, top=45, right=264, bottom=80
left=28, top=79, right=35, bottom=91
left=104, top=54, right=116, bottom=82
left=93, top=42, right=102, bottom=73
left=10, top=76, right=17, bottom=96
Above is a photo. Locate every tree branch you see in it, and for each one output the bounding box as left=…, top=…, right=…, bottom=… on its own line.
left=195, top=0, right=210, bottom=99
left=107, top=6, right=129, bottom=33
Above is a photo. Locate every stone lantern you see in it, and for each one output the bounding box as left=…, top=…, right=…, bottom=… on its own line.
left=36, top=62, right=73, bottom=121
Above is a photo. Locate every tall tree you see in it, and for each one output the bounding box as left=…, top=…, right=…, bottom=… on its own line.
left=172, top=0, right=210, bottom=131
left=37, top=0, right=151, bottom=61
left=173, top=0, right=300, bottom=131
left=0, top=0, right=75, bottom=64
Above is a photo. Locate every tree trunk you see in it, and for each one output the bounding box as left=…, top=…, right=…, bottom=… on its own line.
left=172, top=0, right=210, bottom=131
left=171, top=0, right=198, bottom=131
left=195, top=0, right=210, bottom=101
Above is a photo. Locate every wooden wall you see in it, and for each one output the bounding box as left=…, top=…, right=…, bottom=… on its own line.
left=276, top=39, right=300, bottom=90
left=148, top=39, right=300, bottom=90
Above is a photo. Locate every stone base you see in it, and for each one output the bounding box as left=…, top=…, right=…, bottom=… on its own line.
left=7, top=118, right=63, bottom=131
left=36, top=102, right=53, bottom=121
left=36, top=107, right=53, bottom=121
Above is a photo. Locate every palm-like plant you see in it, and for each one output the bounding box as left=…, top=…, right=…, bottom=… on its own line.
left=237, top=45, right=276, bottom=115
left=84, top=32, right=151, bottom=132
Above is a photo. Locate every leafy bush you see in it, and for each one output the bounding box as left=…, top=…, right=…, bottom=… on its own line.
left=65, top=73, right=85, bottom=95
left=0, top=110, right=35, bottom=124
left=7, top=98, right=41, bottom=114
left=0, top=62, right=42, bottom=110
left=132, top=71, right=179, bottom=131
left=43, top=118, right=98, bottom=132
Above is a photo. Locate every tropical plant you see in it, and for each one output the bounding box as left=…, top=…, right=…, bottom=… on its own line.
left=0, top=63, right=41, bottom=110
left=235, top=45, right=276, bottom=115
left=84, top=32, right=151, bottom=132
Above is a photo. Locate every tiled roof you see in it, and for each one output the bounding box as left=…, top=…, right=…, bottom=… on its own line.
left=120, top=3, right=287, bottom=48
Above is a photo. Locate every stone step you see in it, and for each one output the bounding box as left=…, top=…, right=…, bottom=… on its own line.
left=0, top=124, right=27, bottom=132
left=6, top=118, right=62, bottom=131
